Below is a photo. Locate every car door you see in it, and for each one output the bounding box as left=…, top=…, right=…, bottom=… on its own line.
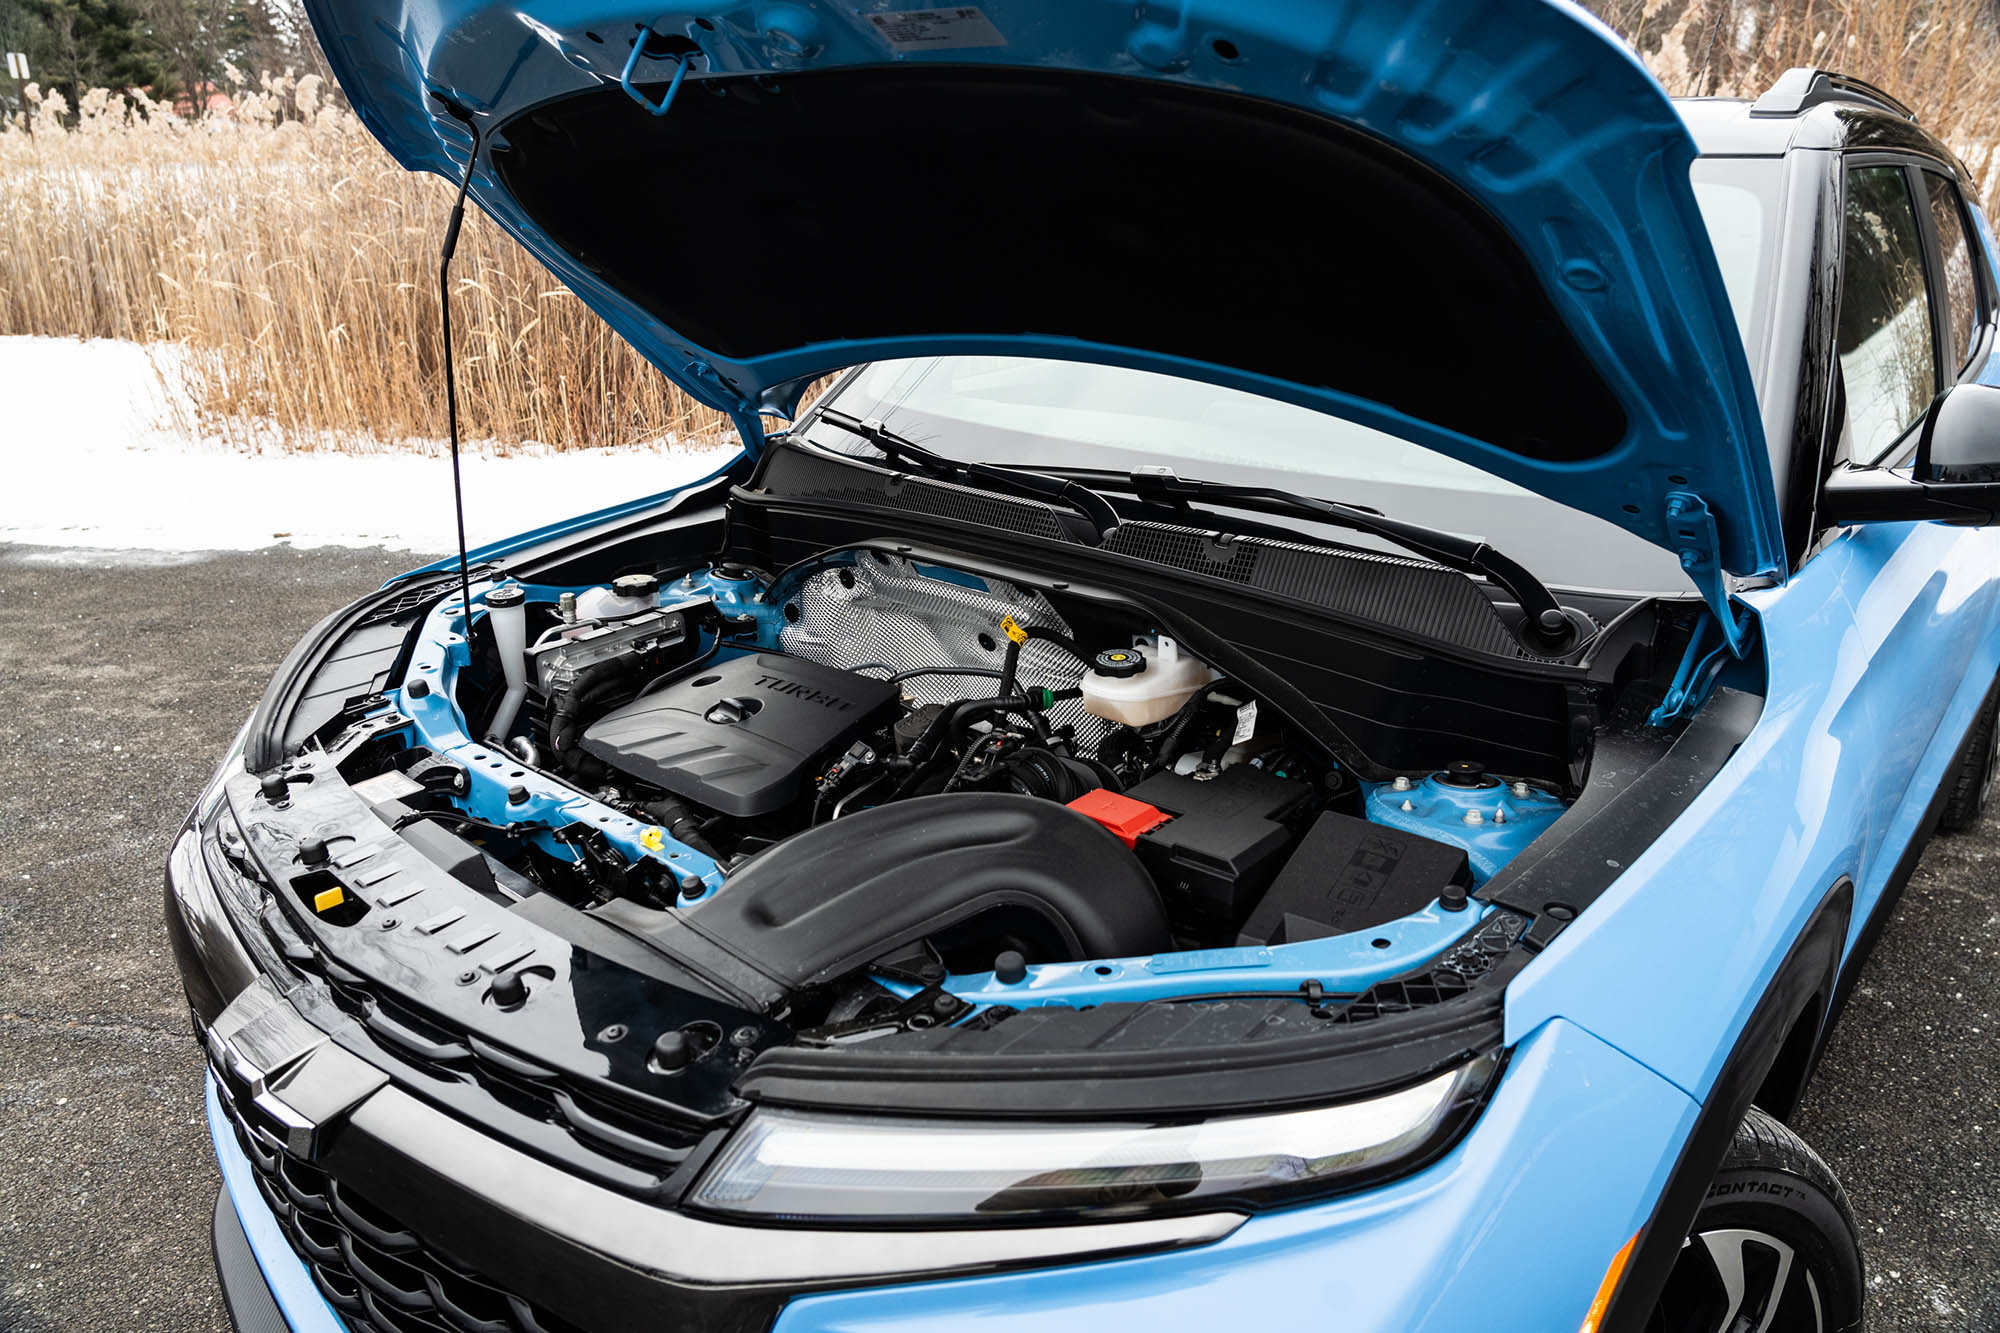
left=1820, top=154, right=2000, bottom=939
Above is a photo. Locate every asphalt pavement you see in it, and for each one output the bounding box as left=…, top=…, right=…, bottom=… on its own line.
left=0, top=542, right=1995, bottom=1332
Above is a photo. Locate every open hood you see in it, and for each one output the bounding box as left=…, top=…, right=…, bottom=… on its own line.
left=304, top=0, right=1783, bottom=580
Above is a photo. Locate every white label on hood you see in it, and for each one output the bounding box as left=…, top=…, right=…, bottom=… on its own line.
left=865, top=7, right=1006, bottom=51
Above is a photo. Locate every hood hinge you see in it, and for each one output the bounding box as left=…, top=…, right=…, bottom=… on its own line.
left=1650, top=490, right=1755, bottom=727
left=1664, top=489, right=1751, bottom=659
left=679, top=358, right=765, bottom=456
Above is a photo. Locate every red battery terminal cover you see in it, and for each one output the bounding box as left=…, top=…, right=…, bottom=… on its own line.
left=1066, top=789, right=1171, bottom=848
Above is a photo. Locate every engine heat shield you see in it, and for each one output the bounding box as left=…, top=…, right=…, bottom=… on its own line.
left=580, top=652, right=896, bottom=816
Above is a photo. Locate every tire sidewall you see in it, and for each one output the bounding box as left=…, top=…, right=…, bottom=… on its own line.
left=1690, top=1165, right=1864, bottom=1330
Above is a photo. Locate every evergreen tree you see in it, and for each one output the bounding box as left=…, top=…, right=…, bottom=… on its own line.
left=0, top=0, right=161, bottom=108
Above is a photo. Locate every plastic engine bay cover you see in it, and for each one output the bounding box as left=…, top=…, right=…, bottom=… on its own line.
left=580, top=652, right=896, bottom=816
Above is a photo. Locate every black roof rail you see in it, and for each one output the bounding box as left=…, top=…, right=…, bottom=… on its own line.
left=1751, top=67, right=1915, bottom=120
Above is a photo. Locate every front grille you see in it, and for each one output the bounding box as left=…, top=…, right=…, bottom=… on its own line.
left=212, top=1065, right=582, bottom=1333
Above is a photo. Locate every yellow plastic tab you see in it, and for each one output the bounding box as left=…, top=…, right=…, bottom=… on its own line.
left=639, top=826, right=666, bottom=853
left=312, top=886, right=346, bottom=913
left=1001, top=614, right=1029, bottom=645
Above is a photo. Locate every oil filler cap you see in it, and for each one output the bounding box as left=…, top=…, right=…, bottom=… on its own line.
left=1092, top=648, right=1145, bottom=678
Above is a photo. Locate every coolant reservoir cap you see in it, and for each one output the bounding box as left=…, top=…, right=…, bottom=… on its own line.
left=1092, top=647, right=1146, bottom=678
left=612, top=574, right=660, bottom=598
left=485, top=583, right=525, bottom=608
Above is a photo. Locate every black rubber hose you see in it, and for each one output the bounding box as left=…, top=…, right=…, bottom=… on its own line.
left=996, top=624, right=1084, bottom=700
left=882, top=666, right=1006, bottom=686
left=548, top=671, right=638, bottom=762
left=893, top=696, right=1040, bottom=797
left=1149, top=680, right=1231, bottom=774
left=641, top=795, right=723, bottom=861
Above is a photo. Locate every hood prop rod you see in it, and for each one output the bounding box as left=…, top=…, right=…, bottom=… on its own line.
left=433, top=97, right=481, bottom=623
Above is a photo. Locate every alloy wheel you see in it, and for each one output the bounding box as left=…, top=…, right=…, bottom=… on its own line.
left=1651, top=1227, right=1826, bottom=1333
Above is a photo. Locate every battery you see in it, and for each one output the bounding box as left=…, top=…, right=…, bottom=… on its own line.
left=1125, top=766, right=1312, bottom=925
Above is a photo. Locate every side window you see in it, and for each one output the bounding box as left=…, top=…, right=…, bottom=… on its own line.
left=1923, top=172, right=1982, bottom=373
left=1836, top=165, right=1938, bottom=463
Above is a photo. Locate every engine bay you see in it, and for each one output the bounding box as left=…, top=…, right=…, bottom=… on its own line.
left=320, top=547, right=1577, bottom=1037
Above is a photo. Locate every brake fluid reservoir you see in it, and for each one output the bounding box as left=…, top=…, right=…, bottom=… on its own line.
left=1079, top=635, right=1217, bottom=727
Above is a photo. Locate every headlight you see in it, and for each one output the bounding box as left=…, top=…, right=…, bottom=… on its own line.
left=689, top=1051, right=1499, bottom=1225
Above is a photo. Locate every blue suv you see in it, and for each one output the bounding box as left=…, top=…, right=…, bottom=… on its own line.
left=166, top=5, right=2000, bottom=1331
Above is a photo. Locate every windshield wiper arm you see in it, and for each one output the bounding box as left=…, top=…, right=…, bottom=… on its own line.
left=817, top=409, right=1120, bottom=543
left=1125, top=467, right=1579, bottom=653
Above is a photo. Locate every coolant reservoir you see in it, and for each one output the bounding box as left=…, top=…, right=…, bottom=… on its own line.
left=1079, top=635, right=1217, bottom=727
left=574, top=574, right=659, bottom=621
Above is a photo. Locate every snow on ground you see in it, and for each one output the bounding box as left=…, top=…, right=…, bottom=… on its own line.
left=0, top=336, right=727, bottom=555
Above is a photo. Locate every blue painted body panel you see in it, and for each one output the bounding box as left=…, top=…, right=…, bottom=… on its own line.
left=1506, top=518, right=2000, bottom=1099
left=302, top=0, right=1784, bottom=576
left=774, top=1019, right=1695, bottom=1333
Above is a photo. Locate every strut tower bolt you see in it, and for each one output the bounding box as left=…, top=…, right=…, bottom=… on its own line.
left=1462, top=810, right=1483, bottom=827
left=1511, top=781, right=1532, bottom=798
left=1391, top=775, right=1412, bottom=792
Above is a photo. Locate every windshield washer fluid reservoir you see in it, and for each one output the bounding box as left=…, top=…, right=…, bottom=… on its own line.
left=1079, top=635, right=1217, bottom=727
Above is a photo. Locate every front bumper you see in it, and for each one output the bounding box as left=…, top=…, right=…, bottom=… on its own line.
left=204, top=1012, right=1695, bottom=1333
left=208, top=1077, right=348, bottom=1333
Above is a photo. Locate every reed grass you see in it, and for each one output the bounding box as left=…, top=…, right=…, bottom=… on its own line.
left=5, top=4, right=2000, bottom=453
left=0, top=73, right=733, bottom=451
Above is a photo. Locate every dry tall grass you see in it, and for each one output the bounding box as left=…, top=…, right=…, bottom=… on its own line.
left=1593, top=0, right=2000, bottom=210
left=5, top=4, right=2000, bottom=452
left=0, top=72, right=732, bottom=451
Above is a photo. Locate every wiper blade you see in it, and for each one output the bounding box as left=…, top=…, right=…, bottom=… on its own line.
left=816, top=409, right=1120, bottom=543
left=1124, top=467, right=1579, bottom=653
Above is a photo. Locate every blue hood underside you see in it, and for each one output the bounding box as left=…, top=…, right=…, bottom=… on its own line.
left=304, top=0, right=1784, bottom=578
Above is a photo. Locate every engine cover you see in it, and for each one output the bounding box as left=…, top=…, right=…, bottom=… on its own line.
left=580, top=652, right=897, bottom=816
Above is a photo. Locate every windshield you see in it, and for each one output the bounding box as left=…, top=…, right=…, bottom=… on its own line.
left=806, top=358, right=1695, bottom=596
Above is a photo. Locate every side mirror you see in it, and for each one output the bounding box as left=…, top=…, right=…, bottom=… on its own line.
left=1914, top=380, right=2000, bottom=483
left=1821, top=383, right=2000, bottom=527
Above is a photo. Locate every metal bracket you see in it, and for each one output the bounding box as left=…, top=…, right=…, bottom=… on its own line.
left=1647, top=612, right=1740, bottom=727
left=1664, top=490, right=1751, bottom=660
left=620, top=27, right=692, bottom=118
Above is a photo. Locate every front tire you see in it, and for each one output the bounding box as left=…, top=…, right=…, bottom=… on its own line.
left=1939, top=684, right=1999, bottom=833
left=1645, top=1108, right=1863, bottom=1333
